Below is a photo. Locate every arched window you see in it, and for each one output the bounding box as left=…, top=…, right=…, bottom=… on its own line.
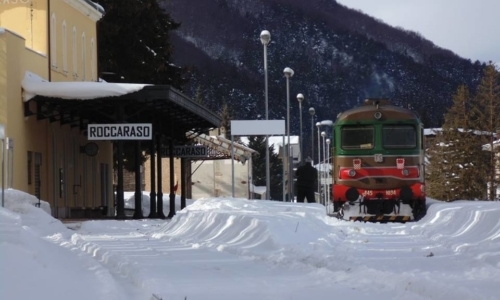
left=50, top=13, right=57, bottom=68
left=62, top=21, right=68, bottom=73
left=72, top=27, right=77, bottom=77
left=81, top=32, right=86, bottom=81
left=90, top=38, right=96, bottom=81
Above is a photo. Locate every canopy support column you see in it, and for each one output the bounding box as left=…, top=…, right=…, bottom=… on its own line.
left=148, top=132, right=157, bottom=218
left=133, top=140, right=143, bottom=219
left=168, top=139, right=176, bottom=218
left=156, top=134, right=165, bottom=218
left=115, top=104, right=125, bottom=219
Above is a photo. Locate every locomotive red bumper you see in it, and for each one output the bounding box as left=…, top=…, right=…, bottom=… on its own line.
left=333, top=182, right=425, bottom=203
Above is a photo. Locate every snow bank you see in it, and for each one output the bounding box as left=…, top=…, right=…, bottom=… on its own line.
left=149, top=198, right=500, bottom=300
left=123, top=191, right=196, bottom=216
left=2, top=188, right=51, bottom=215
left=0, top=190, right=133, bottom=300
left=152, top=198, right=343, bottom=256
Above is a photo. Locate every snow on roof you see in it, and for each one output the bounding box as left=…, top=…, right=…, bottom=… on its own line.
left=424, top=127, right=496, bottom=137
left=216, top=135, right=257, bottom=154
left=21, top=71, right=149, bottom=102
left=426, top=128, right=500, bottom=151
left=88, top=0, right=105, bottom=13
left=482, top=139, right=500, bottom=151
left=249, top=184, right=266, bottom=195
left=239, top=136, right=299, bottom=155
left=424, top=128, right=441, bottom=136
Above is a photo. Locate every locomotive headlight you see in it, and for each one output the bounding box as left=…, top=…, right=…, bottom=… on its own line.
left=348, top=169, right=356, bottom=177
left=402, top=169, right=410, bottom=176
left=374, top=111, right=382, bottom=119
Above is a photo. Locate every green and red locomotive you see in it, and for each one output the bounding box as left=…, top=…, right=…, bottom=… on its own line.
left=331, top=98, right=426, bottom=222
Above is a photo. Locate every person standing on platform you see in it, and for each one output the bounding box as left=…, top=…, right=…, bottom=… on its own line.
left=295, top=157, right=317, bottom=203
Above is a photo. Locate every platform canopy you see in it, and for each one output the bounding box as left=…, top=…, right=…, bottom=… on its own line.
left=22, top=72, right=221, bottom=141
left=186, top=131, right=257, bottom=163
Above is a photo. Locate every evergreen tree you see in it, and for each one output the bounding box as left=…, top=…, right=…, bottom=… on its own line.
left=247, top=136, right=283, bottom=200
left=219, top=100, right=233, bottom=137
left=443, top=86, right=486, bottom=199
left=426, top=85, right=487, bottom=200
left=97, top=0, right=186, bottom=87
left=194, top=86, right=206, bottom=105
left=471, top=63, right=500, bottom=200
left=426, top=130, right=453, bottom=200
left=97, top=0, right=188, bottom=171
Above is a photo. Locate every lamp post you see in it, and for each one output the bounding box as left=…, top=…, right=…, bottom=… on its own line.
left=309, top=107, right=315, bottom=163
left=0, top=124, right=5, bottom=208
left=284, top=67, right=294, bottom=201
left=297, top=93, right=304, bottom=165
left=316, top=121, right=321, bottom=202
left=260, top=30, right=271, bottom=200
left=321, top=131, right=326, bottom=205
left=326, top=138, right=331, bottom=210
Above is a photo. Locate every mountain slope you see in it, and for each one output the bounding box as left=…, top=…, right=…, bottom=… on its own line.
left=161, top=0, right=484, bottom=144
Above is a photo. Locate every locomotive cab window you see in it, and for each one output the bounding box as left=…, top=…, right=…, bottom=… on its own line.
left=382, top=125, right=416, bottom=149
left=341, top=126, right=374, bottom=149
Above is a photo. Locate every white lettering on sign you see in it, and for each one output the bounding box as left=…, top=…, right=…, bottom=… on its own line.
left=162, top=146, right=208, bottom=158
left=87, top=124, right=152, bottom=140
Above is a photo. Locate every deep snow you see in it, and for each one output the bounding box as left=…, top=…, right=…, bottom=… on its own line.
left=1, top=189, right=499, bottom=300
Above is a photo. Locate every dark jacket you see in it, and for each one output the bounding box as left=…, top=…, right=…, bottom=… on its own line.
left=295, top=162, right=317, bottom=188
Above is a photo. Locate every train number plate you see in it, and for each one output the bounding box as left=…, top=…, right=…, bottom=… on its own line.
left=362, top=190, right=373, bottom=196
left=362, top=190, right=398, bottom=197
left=386, top=190, right=397, bottom=196
left=374, top=154, right=383, bottom=162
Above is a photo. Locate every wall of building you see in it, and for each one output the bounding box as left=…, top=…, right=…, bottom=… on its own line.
left=0, top=0, right=48, bottom=54
left=191, top=159, right=250, bottom=199
left=142, top=156, right=251, bottom=200
left=49, top=0, right=99, bottom=82
left=0, top=1, right=110, bottom=218
left=143, top=156, right=181, bottom=194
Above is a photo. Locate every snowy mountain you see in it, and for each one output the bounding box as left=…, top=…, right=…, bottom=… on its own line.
left=161, top=0, right=485, bottom=138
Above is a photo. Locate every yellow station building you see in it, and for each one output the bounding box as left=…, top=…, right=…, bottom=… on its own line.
left=0, top=0, right=113, bottom=217
left=1, top=1, right=258, bottom=219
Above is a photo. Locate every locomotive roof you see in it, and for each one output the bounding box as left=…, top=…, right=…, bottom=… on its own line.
left=335, top=99, right=420, bottom=123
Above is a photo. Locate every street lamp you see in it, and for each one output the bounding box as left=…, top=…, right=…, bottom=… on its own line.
left=297, top=93, right=304, bottom=165
left=0, top=124, right=5, bottom=208
left=309, top=107, right=315, bottom=163
left=260, top=30, right=271, bottom=200
left=326, top=138, right=331, bottom=211
left=321, top=131, right=326, bottom=205
left=284, top=67, right=294, bottom=201
left=316, top=121, right=321, bottom=202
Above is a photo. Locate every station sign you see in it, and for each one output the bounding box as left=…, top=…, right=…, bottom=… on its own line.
left=87, top=124, right=152, bottom=140
left=162, top=145, right=208, bottom=158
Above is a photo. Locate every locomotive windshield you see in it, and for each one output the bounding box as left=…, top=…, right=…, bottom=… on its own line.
left=382, top=125, right=416, bottom=149
left=341, top=126, right=374, bottom=149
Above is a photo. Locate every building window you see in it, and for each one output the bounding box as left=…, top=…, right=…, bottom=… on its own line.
left=82, top=32, right=86, bottom=81
left=72, top=26, right=78, bottom=78
left=59, top=168, right=64, bottom=198
left=50, top=13, right=57, bottom=68
left=34, top=153, right=42, bottom=200
left=62, top=21, right=68, bottom=73
left=90, top=38, right=95, bottom=81
left=27, top=151, right=32, bottom=185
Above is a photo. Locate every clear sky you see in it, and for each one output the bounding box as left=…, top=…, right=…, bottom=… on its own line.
left=336, top=0, right=500, bottom=64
